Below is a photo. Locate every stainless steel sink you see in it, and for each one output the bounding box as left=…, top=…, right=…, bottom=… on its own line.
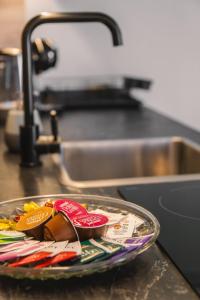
left=52, top=137, right=200, bottom=188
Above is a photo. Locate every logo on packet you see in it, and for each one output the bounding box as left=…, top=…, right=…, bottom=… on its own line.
left=72, top=213, right=108, bottom=228
left=54, top=199, right=87, bottom=219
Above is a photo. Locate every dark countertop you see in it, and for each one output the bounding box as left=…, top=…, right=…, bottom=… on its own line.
left=0, top=106, right=199, bottom=300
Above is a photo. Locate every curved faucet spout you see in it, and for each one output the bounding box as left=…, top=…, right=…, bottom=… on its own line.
left=20, top=12, right=123, bottom=167
left=22, top=12, right=123, bottom=127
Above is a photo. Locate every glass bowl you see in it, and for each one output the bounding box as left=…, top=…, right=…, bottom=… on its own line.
left=0, top=194, right=160, bottom=280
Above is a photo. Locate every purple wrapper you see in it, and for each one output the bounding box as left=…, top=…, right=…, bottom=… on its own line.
left=108, top=244, right=142, bottom=263
left=124, top=234, right=153, bottom=246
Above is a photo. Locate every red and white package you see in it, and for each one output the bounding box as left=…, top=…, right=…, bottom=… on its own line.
left=34, top=251, right=77, bottom=269
left=9, top=252, right=51, bottom=267
left=54, top=199, right=87, bottom=219
left=54, top=199, right=108, bottom=229
left=9, top=241, right=69, bottom=267
left=72, top=213, right=108, bottom=228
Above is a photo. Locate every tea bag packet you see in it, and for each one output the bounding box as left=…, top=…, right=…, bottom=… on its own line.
left=103, top=233, right=154, bottom=252
left=97, top=237, right=142, bottom=262
left=9, top=241, right=69, bottom=267
left=0, top=240, right=39, bottom=252
left=34, top=251, right=78, bottom=269
left=33, top=241, right=82, bottom=269
left=0, top=241, right=54, bottom=262
left=89, top=209, right=125, bottom=226
left=0, top=230, right=27, bottom=246
left=0, top=239, right=23, bottom=246
left=65, top=241, right=82, bottom=256
left=106, top=235, right=152, bottom=263
left=105, top=213, right=144, bottom=239
left=89, top=238, right=124, bottom=261
left=9, top=252, right=52, bottom=268
left=80, top=240, right=105, bottom=263
left=89, top=238, right=123, bottom=254
left=119, top=234, right=154, bottom=247
left=0, top=231, right=26, bottom=240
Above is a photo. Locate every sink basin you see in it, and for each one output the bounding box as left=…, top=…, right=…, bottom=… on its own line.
left=52, top=137, right=200, bottom=188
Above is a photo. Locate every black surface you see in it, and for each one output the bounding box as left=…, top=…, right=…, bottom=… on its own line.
left=37, top=76, right=152, bottom=110
left=38, top=89, right=142, bottom=110
left=119, top=180, right=200, bottom=297
left=0, top=107, right=199, bottom=299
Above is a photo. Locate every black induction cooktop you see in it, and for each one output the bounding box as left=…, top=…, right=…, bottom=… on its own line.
left=119, top=180, right=200, bottom=296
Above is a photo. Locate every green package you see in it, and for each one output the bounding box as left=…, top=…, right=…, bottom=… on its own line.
left=80, top=240, right=105, bottom=264
left=90, top=238, right=123, bottom=254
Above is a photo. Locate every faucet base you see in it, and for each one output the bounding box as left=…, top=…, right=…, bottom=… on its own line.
left=20, top=125, right=41, bottom=167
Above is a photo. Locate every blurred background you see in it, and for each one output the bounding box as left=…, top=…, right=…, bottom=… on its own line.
left=1, top=0, right=200, bottom=131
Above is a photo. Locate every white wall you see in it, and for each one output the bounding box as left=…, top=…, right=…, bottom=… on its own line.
left=26, top=0, right=200, bottom=131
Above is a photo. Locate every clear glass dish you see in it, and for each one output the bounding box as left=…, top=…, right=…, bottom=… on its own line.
left=0, top=194, right=160, bottom=280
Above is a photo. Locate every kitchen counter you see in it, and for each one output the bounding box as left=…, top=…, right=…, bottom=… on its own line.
left=0, top=106, right=199, bottom=300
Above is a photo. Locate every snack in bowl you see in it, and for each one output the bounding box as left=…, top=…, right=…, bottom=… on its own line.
left=44, top=212, right=78, bottom=242
left=0, top=194, right=159, bottom=277
left=15, top=206, right=53, bottom=240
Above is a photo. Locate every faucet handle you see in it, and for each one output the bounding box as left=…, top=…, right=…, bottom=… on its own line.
left=35, top=110, right=60, bottom=155
left=50, top=110, right=58, bottom=141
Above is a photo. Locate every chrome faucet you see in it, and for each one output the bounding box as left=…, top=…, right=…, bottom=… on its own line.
left=20, top=12, right=123, bottom=167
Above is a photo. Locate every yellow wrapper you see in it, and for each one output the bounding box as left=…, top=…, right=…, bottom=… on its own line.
left=0, top=220, right=16, bottom=230
left=23, top=201, right=40, bottom=213
left=0, top=223, right=10, bottom=230
left=81, top=203, right=88, bottom=209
